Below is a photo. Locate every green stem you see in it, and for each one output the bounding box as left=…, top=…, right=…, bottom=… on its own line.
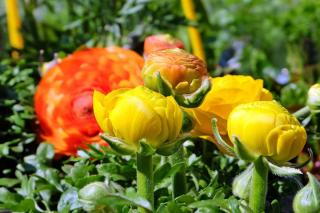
left=293, top=106, right=310, bottom=118
left=170, top=146, right=187, bottom=198
left=137, top=153, right=153, bottom=213
left=249, top=157, right=269, bottom=213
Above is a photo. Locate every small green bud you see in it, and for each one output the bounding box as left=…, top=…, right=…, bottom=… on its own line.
left=232, top=164, right=253, bottom=200
left=293, top=172, right=320, bottom=213
left=79, top=182, right=113, bottom=212
left=307, top=84, right=320, bottom=113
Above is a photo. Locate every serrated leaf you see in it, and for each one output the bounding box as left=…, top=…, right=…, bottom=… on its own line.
left=266, top=159, right=302, bottom=177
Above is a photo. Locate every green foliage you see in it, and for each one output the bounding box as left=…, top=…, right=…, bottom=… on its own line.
left=0, top=59, right=39, bottom=177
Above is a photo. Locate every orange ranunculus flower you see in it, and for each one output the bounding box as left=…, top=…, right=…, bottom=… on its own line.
left=143, top=34, right=184, bottom=57
left=187, top=75, right=273, bottom=142
left=34, top=47, right=144, bottom=156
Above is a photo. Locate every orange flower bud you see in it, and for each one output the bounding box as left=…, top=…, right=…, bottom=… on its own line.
left=142, top=48, right=208, bottom=95
left=34, top=47, right=144, bottom=155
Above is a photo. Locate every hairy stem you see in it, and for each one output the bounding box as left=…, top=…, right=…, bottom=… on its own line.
left=137, top=153, right=153, bottom=213
left=249, top=157, right=269, bottom=213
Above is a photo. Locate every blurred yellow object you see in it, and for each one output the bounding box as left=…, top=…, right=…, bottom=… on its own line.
left=181, top=0, right=205, bottom=61
left=228, top=101, right=307, bottom=164
left=5, top=0, right=24, bottom=50
left=93, top=86, right=182, bottom=150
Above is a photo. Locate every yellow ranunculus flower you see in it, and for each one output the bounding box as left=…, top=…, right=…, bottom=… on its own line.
left=142, top=48, right=208, bottom=94
left=188, top=75, right=272, bottom=137
left=228, top=101, right=307, bottom=163
left=93, top=86, right=182, bottom=150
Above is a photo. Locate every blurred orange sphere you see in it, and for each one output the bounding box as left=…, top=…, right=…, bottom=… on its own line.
left=34, top=47, right=144, bottom=156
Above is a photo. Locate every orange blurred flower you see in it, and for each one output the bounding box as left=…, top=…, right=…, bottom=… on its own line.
left=34, top=47, right=144, bottom=156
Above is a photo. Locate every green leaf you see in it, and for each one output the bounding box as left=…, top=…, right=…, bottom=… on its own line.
left=75, top=175, right=105, bottom=188
left=58, top=187, right=82, bottom=212
left=233, top=137, right=257, bottom=162
left=154, top=163, right=171, bottom=185
left=14, top=199, right=36, bottom=212
left=156, top=72, right=173, bottom=97
left=138, top=139, right=156, bottom=156
left=189, top=199, right=225, bottom=210
left=0, top=178, right=19, bottom=187
left=93, top=191, right=152, bottom=211
left=181, top=110, right=194, bottom=133
left=70, top=163, right=93, bottom=182
left=156, top=135, right=192, bottom=156
left=266, top=159, right=302, bottom=177
left=36, top=143, right=55, bottom=163
left=175, top=194, right=195, bottom=205
left=100, top=134, right=135, bottom=155
left=0, top=187, right=23, bottom=204
left=174, top=76, right=211, bottom=108
left=97, top=163, right=119, bottom=176
left=156, top=201, right=183, bottom=213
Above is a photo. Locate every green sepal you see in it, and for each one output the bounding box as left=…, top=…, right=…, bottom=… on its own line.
left=100, top=133, right=135, bottom=155
left=264, top=158, right=302, bottom=177
left=156, top=135, right=194, bottom=156
left=232, top=163, right=253, bottom=200
left=293, top=172, right=320, bottom=213
left=181, top=110, right=194, bottom=133
left=156, top=72, right=173, bottom=97
left=211, top=118, right=235, bottom=155
left=308, top=172, right=320, bottom=203
left=233, top=137, right=257, bottom=162
left=138, top=139, right=156, bottom=156
left=174, top=76, right=211, bottom=108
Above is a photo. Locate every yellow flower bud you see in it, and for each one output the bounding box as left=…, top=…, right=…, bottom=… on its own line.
left=93, top=86, right=182, bottom=150
left=142, top=48, right=208, bottom=94
left=227, top=101, right=307, bottom=163
left=186, top=75, right=272, bottom=148
left=307, top=83, right=320, bottom=112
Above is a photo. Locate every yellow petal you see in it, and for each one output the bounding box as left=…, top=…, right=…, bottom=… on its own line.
left=93, top=90, right=108, bottom=132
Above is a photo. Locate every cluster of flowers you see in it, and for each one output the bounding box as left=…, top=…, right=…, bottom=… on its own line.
left=35, top=34, right=317, bottom=212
